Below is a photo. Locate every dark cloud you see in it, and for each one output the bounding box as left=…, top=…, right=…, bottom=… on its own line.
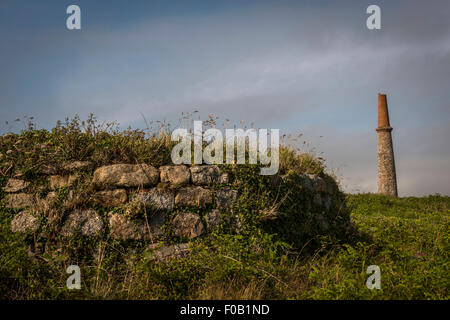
left=0, top=0, right=449, bottom=195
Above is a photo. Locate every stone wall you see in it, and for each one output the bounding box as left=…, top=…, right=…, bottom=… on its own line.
left=2, top=162, right=337, bottom=258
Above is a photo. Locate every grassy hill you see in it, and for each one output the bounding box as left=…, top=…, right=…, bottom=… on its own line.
left=1, top=193, right=448, bottom=299
left=0, top=116, right=448, bottom=300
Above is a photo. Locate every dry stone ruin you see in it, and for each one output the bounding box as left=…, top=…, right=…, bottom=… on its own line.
left=3, top=160, right=344, bottom=260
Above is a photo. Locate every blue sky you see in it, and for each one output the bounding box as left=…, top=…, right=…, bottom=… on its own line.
left=1, top=0, right=449, bottom=196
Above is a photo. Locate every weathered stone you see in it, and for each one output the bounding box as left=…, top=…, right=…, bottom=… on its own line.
left=316, top=178, right=327, bottom=193
left=60, top=209, right=104, bottom=237
left=175, top=187, right=212, bottom=207
left=299, top=174, right=313, bottom=191
left=219, top=172, right=230, bottom=184
left=323, top=195, right=332, bottom=210
left=190, top=165, right=220, bottom=185
left=109, top=212, right=164, bottom=240
left=4, top=179, right=30, bottom=193
left=40, top=191, right=73, bottom=227
left=93, top=164, right=159, bottom=188
left=46, top=208, right=63, bottom=227
left=148, top=212, right=165, bottom=236
left=133, top=188, right=174, bottom=210
left=91, top=189, right=128, bottom=207
left=5, top=193, right=35, bottom=209
left=313, top=193, right=322, bottom=206
left=326, top=181, right=336, bottom=194
left=308, top=174, right=327, bottom=192
left=11, top=210, right=40, bottom=234
left=149, top=243, right=190, bottom=261
left=13, top=171, right=24, bottom=178
left=61, top=161, right=94, bottom=172
left=160, top=165, right=190, bottom=186
left=206, top=209, right=221, bottom=229
left=216, top=189, right=239, bottom=208
left=45, top=190, right=74, bottom=203
left=49, top=175, right=78, bottom=190
left=123, top=201, right=145, bottom=217
left=42, top=192, right=57, bottom=212
left=171, top=213, right=204, bottom=239
left=109, top=214, right=144, bottom=240
left=40, top=164, right=57, bottom=175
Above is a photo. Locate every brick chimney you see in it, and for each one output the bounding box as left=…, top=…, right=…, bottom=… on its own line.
left=376, top=93, right=398, bottom=196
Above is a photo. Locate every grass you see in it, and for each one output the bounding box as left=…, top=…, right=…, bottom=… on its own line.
left=0, top=114, right=326, bottom=180
left=0, top=115, right=448, bottom=300
left=1, top=193, right=448, bottom=300
left=298, top=194, right=449, bottom=299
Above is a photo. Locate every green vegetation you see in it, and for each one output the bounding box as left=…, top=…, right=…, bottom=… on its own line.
left=1, top=193, right=448, bottom=299
left=0, top=114, right=326, bottom=180
left=0, top=116, right=448, bottom=300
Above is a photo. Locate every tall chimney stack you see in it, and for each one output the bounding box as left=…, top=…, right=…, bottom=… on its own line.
left=376, top=93, right=398, bottom=196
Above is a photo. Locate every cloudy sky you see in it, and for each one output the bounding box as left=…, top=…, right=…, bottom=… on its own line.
left=1, top=0, right=449, bottom=196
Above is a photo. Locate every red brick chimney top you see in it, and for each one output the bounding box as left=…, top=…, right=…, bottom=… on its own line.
left=377, top=93, right=391, bottom=129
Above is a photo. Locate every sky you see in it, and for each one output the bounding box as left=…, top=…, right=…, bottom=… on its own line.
left=1, top=0, right=449, bottom=196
